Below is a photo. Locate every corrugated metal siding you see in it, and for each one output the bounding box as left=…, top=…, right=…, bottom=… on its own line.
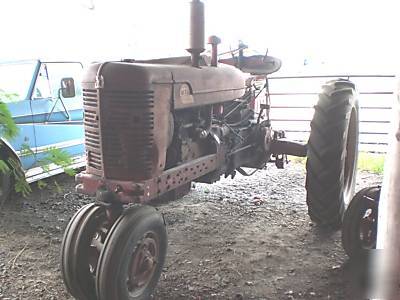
left=262, top=75, right=396, bottom=153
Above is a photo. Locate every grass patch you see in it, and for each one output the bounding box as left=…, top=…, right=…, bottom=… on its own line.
left=288, top=152, right=385, bottom=174
left=357, top=152, right=385, bottom=174
left=288, top=155, right=306, bottom=165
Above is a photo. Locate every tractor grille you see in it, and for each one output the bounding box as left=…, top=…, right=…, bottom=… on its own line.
left=101, top=90, right=155, bottom=180
left=83, top=89, right=103, bottom=175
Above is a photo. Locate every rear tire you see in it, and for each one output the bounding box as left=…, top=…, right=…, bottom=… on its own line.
left=306, top=79, right=359, bottom=227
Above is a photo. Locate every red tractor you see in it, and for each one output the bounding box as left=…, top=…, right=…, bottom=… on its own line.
left=61, top=1, right=360, bottom=299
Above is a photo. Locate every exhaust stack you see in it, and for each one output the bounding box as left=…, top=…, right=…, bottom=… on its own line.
left=187, top=0, right=205, bottom=67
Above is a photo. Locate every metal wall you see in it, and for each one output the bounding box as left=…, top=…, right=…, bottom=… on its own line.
left=264, top=74, right=396, bottom=153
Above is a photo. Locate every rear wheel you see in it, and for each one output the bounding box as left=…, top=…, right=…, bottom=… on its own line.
left=342, top=186, right=380, bottom=258
left=96, top=205, right=167, bottom=300
left=306, top=79, right=359, bottom=227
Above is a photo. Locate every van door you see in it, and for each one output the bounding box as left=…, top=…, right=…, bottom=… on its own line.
left=29, top=61, right=85, bottom=176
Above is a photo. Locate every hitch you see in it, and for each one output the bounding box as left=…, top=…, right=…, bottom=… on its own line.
left=269, top=131, right=307, bottom=169
left=271, top=138, right=307, bottom=157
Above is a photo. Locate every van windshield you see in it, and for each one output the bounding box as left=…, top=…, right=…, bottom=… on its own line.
left=0, top=61, right=37, bottom=102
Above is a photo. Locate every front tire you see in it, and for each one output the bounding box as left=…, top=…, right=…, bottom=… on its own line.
left=61, top=203, right=110, bottom=300
left=61, top=203, right=96, bottom=299
left=306, top=79, right=359, bottom=227
left=96, top=205, right=167, bottom=300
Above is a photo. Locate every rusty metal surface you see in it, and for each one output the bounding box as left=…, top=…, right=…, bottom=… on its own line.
left=85, top=62, right=246, bottom=111
left=76, top=154, right=218, bottom=204
left=208, top=35, right=221, bottom=67
left=171, top=64, right=246, bottom=109
left=82, top=61, right=246, bottom=181
left=127, top=231, right=159, bottom=292
left=77, top=0, right=275, bottom=211
left=82, top=62, right=173, bottom=181
left=100, top=87, right=171, bottom=181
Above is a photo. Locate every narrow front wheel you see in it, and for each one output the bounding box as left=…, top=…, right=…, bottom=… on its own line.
left=96, top=205, right=167, bottom=300
left=61, top=203, right=111, bottom=300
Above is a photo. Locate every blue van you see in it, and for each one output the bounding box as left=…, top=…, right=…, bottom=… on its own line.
left=0, top=60, right=85, bottom=203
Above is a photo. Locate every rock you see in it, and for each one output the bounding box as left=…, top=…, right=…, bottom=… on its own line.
left=285, top=290, right=294, bottom=295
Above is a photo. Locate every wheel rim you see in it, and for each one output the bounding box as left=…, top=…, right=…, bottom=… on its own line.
left=359, top=196, right=378, bottom=249
left=127, top=231, right=159, bottom=296
left=87, top=230, right=104, bottom=274
left=81, top=212, right=110, bottom=277
left=62, top=204, right=115, bottom=299
left=343, top=107, right=358, bottom=204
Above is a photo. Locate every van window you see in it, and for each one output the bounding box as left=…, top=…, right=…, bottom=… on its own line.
left=32, top=64, right=52, bottom=99
left=0, top=61, right=37, bottom=102
left=46, top=62, right=83, bottom=99
left=32, top=62, right=83, bottom=100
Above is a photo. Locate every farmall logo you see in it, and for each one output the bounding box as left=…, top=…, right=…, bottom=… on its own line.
left=179, top=84, right=194, bottom=104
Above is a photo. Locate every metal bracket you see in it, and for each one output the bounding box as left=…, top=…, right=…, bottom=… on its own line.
left=46, top=89, right=71, bottom=122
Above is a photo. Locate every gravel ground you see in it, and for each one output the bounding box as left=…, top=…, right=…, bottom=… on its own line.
left=0, top=162, right=382, bottom=299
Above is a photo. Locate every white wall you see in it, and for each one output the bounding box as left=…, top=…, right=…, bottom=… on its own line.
left=1, top=0, right=399, bottom=73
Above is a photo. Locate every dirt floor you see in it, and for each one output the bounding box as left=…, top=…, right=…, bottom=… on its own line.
left=0, top=162, right=382, bottom=300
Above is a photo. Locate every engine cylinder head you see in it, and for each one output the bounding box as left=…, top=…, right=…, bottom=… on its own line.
left=187, top=0, right=205, bottom=67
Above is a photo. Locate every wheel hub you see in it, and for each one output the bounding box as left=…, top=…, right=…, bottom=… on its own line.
left=359, top=197, right=378, bottom=248
left=127, top=232, right=159, bottom=292
left=360, top=210, right=377, bottom=246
